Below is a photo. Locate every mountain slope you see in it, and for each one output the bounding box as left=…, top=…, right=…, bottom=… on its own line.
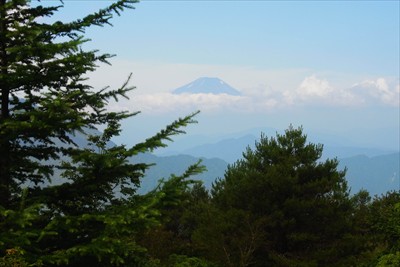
left=181, top=134, right=257, bottom=163
left=339, top=152, right=399, bottom=196
left=170, top=134, right=394, bottom=164
left=53, top=130, right=399, bottom=196
left=133, top=153, right=228, bottom=194
left=135, top=152, right=399, bottom=196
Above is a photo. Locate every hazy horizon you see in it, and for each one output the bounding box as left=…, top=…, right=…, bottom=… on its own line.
left=49, top=1, right=399, bottom=151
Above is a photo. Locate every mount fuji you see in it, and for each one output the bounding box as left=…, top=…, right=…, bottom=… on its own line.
left=172, top=77, right=242, bottom=96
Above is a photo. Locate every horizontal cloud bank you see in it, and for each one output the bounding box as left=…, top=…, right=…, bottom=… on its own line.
left=122, top=76, right=399, bottom=114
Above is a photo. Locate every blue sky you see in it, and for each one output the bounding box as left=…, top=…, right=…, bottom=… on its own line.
left=50, top=0, right=399, bottom=150
left=77, top=1, right=399, bottom=74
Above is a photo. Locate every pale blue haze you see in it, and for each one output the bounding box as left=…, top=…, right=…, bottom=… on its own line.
left=54, top=1, right=399, bottom=75
left=41, top=1, right=399, bottom=152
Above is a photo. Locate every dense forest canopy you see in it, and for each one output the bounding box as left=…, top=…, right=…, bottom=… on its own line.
left=0, top=1, right=399, bottom=266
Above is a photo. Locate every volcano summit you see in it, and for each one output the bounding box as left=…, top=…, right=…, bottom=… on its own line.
left=172, top=77, right=242, bottom=96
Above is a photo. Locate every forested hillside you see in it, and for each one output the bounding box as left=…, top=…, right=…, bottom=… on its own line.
left=0, top=1, right=398, bottom=266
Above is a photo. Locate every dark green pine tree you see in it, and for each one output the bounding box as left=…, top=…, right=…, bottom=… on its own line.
left=0, top=1, right=201, bottom=265
left=207, top=126, right=358, bottom=267
left=369, top=191, right=400, bottom=266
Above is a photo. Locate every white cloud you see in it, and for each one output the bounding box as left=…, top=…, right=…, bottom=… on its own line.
left=105, top=77, right=399, bottom=115
left=106, top=91, right=282, bottom=115
left=297, top=75, right=333, bottom=98
left=130, top=93, right=251, bottom=114
left=86, top=59, right=309, bottom=95
left=283, top=75, right=360, bottom=106
left=352, top=78, right=400, bottom=106
left=282, top=75, right=400, bottom=107
left=89, top=61, right=399, bottom=114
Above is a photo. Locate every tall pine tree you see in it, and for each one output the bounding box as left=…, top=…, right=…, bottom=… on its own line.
left=0, top=1, right=201, bottom=265
left=205, top=126, right=358, bottom=266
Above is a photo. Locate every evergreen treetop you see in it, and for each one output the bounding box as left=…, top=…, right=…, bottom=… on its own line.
left=209, top=126, right=354, bottom=266
left=0, top=1, right=203, bottom=265
left=0, top=0, right=143, bottom=206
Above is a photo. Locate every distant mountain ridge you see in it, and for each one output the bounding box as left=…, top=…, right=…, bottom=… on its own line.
left=57, top=128, right=399, bottom=196
left=160, top=134, right=396, bottom=164
left=134, top=151, right=399, bottom=196
left=172, top=77, right=242, bottom=95
left=339, top=152, right=400, bottom=196
left=179, top=134, right=256, bottom=163
left=150, top=130, right=399, bottom=196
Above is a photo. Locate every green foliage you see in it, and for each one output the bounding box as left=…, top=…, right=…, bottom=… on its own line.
left=376, top=251, right=400, bottom=267
left=167, top=254, right=218, bottom=267
left=1, top=1, right=398, bottom=266
left=0, top=0, right=203, bottom=265
left=368, top=192, right=400, bottom=266
left=137, top=171, right=212, bottom=265
left=0, top=247, right=35, bottom=267
left=202, top=126, right=357, bottom=266
left=371, top=193, right=400, bottom=250
left=0, top=0, right=139, bottom=205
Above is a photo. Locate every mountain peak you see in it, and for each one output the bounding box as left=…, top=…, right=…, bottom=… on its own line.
left=172, top=77, right=241, bottom=96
